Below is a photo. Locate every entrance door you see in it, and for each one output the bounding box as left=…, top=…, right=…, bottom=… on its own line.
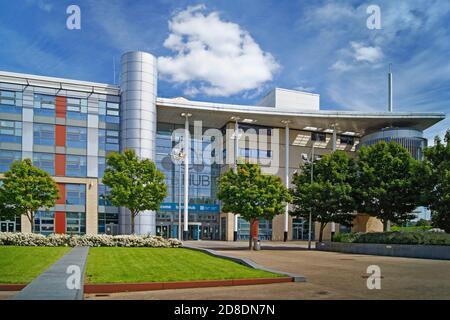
left=156, top=225, right=171, bottom=238
left=0, top=221, right=16, bottom=232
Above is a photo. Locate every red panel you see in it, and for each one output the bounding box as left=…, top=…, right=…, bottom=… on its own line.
left=55, top=96, right=66, bottom=118
left=56, top=184, right=65, bottom=205
left=54, top=212, right=66, bottom=234
left=55, top=154, right=66, bottom=176
left=55, top=125, right=66, bottom=147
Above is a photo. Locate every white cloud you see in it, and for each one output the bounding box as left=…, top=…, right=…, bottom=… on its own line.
left=351, top=42, right=383, bottom=63
left=157, top=5, right=279, bottom=97
left=26, top=0, right=53, bottom=12
left=330, top=60, right=353, bottom=72
left=294, top=86, right=316, bottom=92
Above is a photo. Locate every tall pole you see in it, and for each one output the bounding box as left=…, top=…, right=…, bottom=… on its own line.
left=308, top=144, right=314, bottom=250
left=282, top=120, right=290, bottom=242
left=388, top=63, right=393, bottom=112
left=182, top=113, right=191, bottom=241
left=331, top=124, right=337, bottom=240
left=232, top=117, right=240, bottom=241
left=178, top=159, right=182, bottom=240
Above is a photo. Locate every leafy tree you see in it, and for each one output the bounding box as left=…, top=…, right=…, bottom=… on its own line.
left=217, top=162, right=291, bottom=249
left=0, top=159, right=59, bottom=232
left=354, top=141, right=421, bottom=231
left=102, top=149, right=167, bottom=234
left=422, top=131, right=450, bottom=233
left=290, top=151, right=356, bottom=242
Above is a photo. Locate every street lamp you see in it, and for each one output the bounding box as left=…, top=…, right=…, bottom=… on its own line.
left=171, top=147, right=185, bottom=241
left=308, top=144, right=315, bottom=250
left=181, top=112, right=192, bottom=241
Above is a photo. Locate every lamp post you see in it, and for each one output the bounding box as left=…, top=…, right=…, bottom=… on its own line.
left=281, top=120, right=291, bottom=242
left=181, top=112, right=192, bottom=241
left=171, top=147, right=185, bottom=240
left=308, top=144, right=315, bottom=250
left=231, top=116, right=240, bottom=241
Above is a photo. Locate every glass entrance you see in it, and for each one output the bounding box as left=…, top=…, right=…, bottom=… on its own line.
left=156, top=225, right=171, bottom=238
left=292, top=218, right=315, bottom=240
left=0, top=220, right=15, bottom=232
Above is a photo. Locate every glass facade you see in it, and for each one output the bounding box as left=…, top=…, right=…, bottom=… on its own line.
left=155, top=122, right=221, bottom=240
left=66, top=126, right=87, bottom=149
left=0, top=150, right=21, bottom=172
left=33, top=152, right=55, bottom=175
left=33, top=123, right=54, bottom=146
left=237, top=218, right=273, bottom=240
left=0, top=120, right=22, bottom=144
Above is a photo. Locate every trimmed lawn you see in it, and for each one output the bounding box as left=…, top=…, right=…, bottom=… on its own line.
left=0, top=246, right=70, bottom=284
left=86, top=247, right=282, bottom=283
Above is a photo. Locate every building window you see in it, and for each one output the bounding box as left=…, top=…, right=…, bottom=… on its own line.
left=340, top=135, right=355, bottom=145
left=66, top=184, right=86, bottom=205
left=99, top=101, right=120, bottom=124
left=0, top=90, right=22, bottom=113
left=0, top=120, right=22, bottom=143
left=66, top=97, right=87, bottom=121
left=98, top=157, right=106, bottom=178
left=311, top=132, right=326, bottom=142
left=66, top=155, right=87, bottom=177
left=66, top=126, right=87, bottom=149
left=33, top=152, right=54, bottom=175
left=34, top=211, right=54, bottom=235
left=99, top=129, right=119, bottom=152
left=98, top=184, right=112, bottom=206
left=66, top=212, right=86, bottom=235
left=33, top=123, right=54, bottom=146
left=34, top=94, right=55, bottom=117
left=0, top=150, right=21, bottom=172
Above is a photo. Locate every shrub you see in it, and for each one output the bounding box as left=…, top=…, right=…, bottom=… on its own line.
left=0, top=232, right=183, bottom=248
left=333, top=231, right=450, bottom=246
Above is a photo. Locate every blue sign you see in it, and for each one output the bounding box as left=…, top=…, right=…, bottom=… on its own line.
left=159, top=203, right=220, bottom=213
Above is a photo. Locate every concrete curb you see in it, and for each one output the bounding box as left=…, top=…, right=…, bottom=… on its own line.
left=84, top=277, right=293, bottom=294
left=316, top=241, right=450, bottom=260
left=12, top=246, right=89, bottom=300
left=183, top=244, right=307, bottom=282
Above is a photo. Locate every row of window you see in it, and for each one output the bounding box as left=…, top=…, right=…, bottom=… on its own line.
left=0, top=90, right=120, bottom=123
left=311, top=132, right=355, bottom=145
left=34, top=211, right=86, bottom=235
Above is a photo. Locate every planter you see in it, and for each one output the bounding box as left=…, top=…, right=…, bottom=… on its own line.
left=316, top=241, right=450, bottom=260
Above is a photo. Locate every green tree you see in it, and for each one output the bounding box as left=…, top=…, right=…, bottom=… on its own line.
left=102, top=149, right=167, bottom=234
left=354, top=141, right=420, bottom=231
left=0, top=159, right=59, bottom=232
left=217, top=162, right=291, bottom=249
left=290, top=151, right=356, bottom=242
left=422, top=131, right=450, bottom=233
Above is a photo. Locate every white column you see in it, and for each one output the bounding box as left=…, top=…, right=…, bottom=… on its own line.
left=331, top=124, right=337, bottom=238
left=283, top=122, right=290, bottom=241
left=234, top=119, right=239, bottom=172
left=183, top=113, right=191, bottom=240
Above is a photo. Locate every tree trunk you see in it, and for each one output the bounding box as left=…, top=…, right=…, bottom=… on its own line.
left=249, top=219, right=259, bottom=250
left=383, top=220, right=391, bottom=232
left=131, top=211, right=135, bottom=235
left=28, top=211, right=34, bottom=234
left=319, top=222, right=325, bottom=242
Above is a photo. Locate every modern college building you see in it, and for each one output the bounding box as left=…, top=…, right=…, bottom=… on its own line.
left=0, top=51, right=445, bottom=241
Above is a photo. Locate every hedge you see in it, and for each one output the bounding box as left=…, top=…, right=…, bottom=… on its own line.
left=0, top=232, right=183, bottom=248
left=333, top=231, right=450, bottom=246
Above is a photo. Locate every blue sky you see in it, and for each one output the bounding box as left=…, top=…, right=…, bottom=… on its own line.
left=1, top=0, right=449, bottom=140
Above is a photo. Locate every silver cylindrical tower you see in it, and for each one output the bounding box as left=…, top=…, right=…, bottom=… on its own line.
left=119, top=51, right=157, bottom=235
left=360, top=128, right=426, bottom=160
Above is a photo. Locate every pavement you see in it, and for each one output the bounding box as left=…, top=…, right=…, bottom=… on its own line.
left=85, top=243, right=450, bottom=300
left=12, top=246, right=89, bottom=300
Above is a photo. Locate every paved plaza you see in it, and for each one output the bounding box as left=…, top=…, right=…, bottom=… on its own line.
left=85, top=243, right=450, bottom=300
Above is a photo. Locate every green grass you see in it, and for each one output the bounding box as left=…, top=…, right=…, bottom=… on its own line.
left=86, top=247, right=282, bottom=283
left=0, top=246, right=70, bottom=284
